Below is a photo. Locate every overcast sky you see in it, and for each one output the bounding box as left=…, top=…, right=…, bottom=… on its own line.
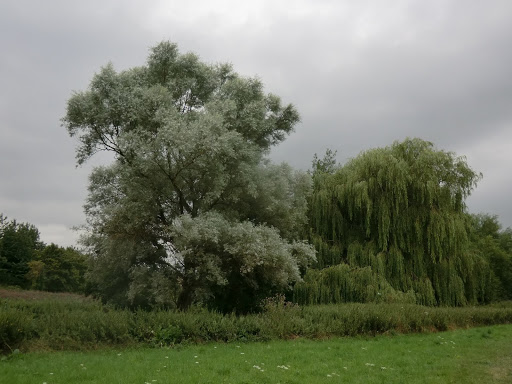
left=1, top=0, right=512, bottom=247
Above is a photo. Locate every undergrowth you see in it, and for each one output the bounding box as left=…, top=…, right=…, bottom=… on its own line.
left=2, top=294, right=512, bottom=353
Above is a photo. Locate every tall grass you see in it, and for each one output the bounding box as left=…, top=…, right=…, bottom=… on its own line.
left=2, top=295, right=512, bottom=353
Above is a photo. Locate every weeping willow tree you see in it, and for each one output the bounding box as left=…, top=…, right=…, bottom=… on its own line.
left=296, top=138, right=494, bottom=306
left=293, top=263, right=417, bottom=305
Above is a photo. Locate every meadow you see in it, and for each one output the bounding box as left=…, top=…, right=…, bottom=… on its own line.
left=1, top=324, right=511, bottom=383
left=2, top=289, right=512, bottom=382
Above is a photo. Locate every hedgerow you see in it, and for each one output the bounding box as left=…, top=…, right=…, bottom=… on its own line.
left=2, top=295, right=512, bottom=353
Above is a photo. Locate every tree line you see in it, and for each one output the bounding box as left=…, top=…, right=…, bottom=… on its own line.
left=6, top=41, right=511, bottom=312
left=0, top=214, right=87, bottom=292
left=62, top=41, right=511, bottom=311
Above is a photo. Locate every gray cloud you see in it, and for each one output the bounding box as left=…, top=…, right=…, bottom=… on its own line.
left=1, top=0, right=512, bottom=246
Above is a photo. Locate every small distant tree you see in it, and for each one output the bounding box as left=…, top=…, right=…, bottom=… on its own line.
left=0, top=214, right=43, bottom=287
left=311, top=148, right=338, bottom=175
left=469, top=214, right=512, bottom=300
left=26, top=244, right=88, bottom=293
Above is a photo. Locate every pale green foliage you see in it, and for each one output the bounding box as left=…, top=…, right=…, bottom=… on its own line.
left=64, top=41, right=310, bottom=311
left=305, top=138, right=489, bottom=306
left=169, top=213, right=315, bottom=312
left=64, top=42, right=299, bottom=166
left=234, top=161, right=313, bottom=241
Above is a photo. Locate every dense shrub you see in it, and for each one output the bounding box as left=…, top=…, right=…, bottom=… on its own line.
left=0, top=303, right=34, bottom=353
left=2, top=295, right=512, bottom=353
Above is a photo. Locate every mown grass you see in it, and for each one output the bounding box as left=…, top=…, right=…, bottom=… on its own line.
left=1, top=291, right=512, bottom=353
left=1, top=324, right=511, bottom=383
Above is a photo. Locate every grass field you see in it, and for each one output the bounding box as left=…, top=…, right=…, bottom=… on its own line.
left=2, top=324, right=511, bottom=383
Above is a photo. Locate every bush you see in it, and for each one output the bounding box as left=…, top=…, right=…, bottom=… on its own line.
left=0, top=304, right=34, bottom=352
left=1, top=294, right=512, bottom=353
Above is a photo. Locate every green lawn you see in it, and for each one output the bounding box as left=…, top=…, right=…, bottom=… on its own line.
left=2, top=325, right=512, bottom=383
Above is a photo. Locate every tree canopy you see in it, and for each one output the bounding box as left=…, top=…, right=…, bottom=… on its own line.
left=0, top=214, right=43, bottom=287
left=26, top=244, right=87, bottom=293
left=0, top=214, right=87, bottom=292
left=63, top=41, right=510, bottom=309
left=64, top=41, right=315, bottom=311
left=296, top=138, right=492, bottom=306
left=468, top=214, right=512, bottom=301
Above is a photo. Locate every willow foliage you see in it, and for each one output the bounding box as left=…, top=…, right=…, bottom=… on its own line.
left=304, top=138, right=491, bottom=306
left=293, top=263, right=417, bottom=305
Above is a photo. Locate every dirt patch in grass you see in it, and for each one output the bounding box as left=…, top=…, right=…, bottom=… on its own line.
left=489, top=356, right=512, bottom=383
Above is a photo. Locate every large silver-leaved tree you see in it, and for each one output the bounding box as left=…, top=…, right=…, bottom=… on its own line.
left=64, top=41, right=315, bottom=312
